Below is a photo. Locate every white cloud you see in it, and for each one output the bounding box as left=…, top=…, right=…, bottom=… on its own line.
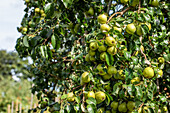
left=0, top=0, right=25, bottom=51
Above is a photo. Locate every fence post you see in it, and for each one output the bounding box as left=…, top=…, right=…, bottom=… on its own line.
left=11, top=101, right=14, bottom=113
left=7, top=104, right=10, bottom=113
left=15, top=99, right=18, bottom=112
left=19, top=103, right=22, bottom=113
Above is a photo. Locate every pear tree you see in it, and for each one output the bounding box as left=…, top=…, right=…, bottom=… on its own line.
left=16, top=0, right=169, bottom=112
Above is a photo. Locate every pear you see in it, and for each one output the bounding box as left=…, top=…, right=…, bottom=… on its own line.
left=100, top=24, right=111, bottom=33
left=35, top=8, right=40, bottom=13
left=118, top=102, right=127, bottom=112
left=105, top=36, right=116, bottom=46
left=107, top=66, right=117, bottom=75
left=107, top=46, right=117, bottom=55
left=97, top=64, right=107, bottom=75
left=95, top=91, right=106, bottom=104
left=97, top=107, right=105, bottom=113
left=106, top=110, right=111, bottom=113
left=111, top=109, right=117, bottom=113
left=89, top=50, right=95, bottom=56
left=111, top=101, right=119, bottom=110
left=98, top=45, right=107, bottom=52
left=67, top=92, right=75, bottom=102
left=151, top=0, right=159, bottom=7
left=90, top=42, right=98, bottom=51
left=158, top=57, right=165, bottom=63
left=85, top=54, right=90, bottom=62
left=97, top=14, right=107, bottom=24
left=143, top=67, right=154, bottom=78
left=126, top=23, right=136, bottom=34
left=127, top=101, right=135, bottom=111
left=87, top=7, right=94, bottom=16
left=136, top=25, right=143, bottom=36
left=90, top=56, right=96, bottom=62
left=100, top=52, right=107, bottom=61
left=87, top=91, right=95, bottom=98
left=81, top=72, right=90, bottom=84
left=103, top=74, right=112, bottom=80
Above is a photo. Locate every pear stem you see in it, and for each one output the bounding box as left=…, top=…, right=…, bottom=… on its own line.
left=107, top=7, right=131, bottom=23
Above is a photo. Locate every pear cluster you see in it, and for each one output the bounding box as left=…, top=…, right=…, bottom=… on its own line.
left=111, top=101, right=136, bottom=113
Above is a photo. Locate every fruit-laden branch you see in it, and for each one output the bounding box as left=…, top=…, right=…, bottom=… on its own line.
left=107, top=7, right=131, bottom=23
left=139, top=36, right=151, bottom=66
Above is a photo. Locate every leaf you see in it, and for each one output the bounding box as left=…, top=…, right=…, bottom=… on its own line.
left=86, top=97, right=96, bottom=105
left=87, top=104, right=96, bottom=113
left=124, top=51, right=131, bottom=60
left=147, top=90, right=153, bottom=100
left=119, top=89, right=125, bottom=98
left=131, top=56, right=138, bottom=65
left=61, top=94, right=67, bottom=99
left=106, top=53, right=110, bottom=66
left=75, top=96, right=80, bottom=104
left=23, top=36, right=29, bottom=47
left=115, top=17, right=125, bottom=22
left=135, top=86, right=143, bottom=99
left=51, top=34, right=56, bottom=48
left=62, top=0, right=73, bottom=8
left=112, top=82, right=122, bottom=96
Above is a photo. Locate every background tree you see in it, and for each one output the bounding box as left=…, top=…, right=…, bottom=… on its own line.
left=0, top=50, right=37, bottom=112
left=16, top=0, right=169, bottom=113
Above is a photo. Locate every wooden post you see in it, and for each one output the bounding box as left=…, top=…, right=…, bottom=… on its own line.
left=19, top=103, right=22, bottom=113
left=11, top=101, right=14, bottom=113
left=7, top=104, right=10, bottom=113
left=15, top=99, right=18, bottom=112
left=30, top=84, right=34, bottom=109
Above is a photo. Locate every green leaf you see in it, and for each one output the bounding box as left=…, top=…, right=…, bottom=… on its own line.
left=51, top=34, right=56, bottom=48
left=75, top=96, right=80, bottom=104
left=119, top=89, right=125, bottom=98
left=131, top=56, right=138, bottom=65
left=112, top=82, right=122, bottom=96
left=124, top=51, right=131, bottom=60
left=147, top=90, right=153, bottom=100
left=62, top=0, right=73, bottom=8
left=61, top=94, right=68, bottom=99
left=87, top=104, right=96, bottom=113
left=115, top=17, right=125, bottom=22
left=86, top=97, right=96, bottom=105
left=106, top=53, right=110, bottom=66
left=135, top=86, right=143, bottom=99
left=23, top=36, right=29, bottom=47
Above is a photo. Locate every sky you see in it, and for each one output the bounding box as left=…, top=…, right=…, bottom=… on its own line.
left=0, top=0, right=25, bottom=52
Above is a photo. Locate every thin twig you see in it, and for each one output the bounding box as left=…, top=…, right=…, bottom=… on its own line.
left=107, top=7, right=131, bottom=23
left=138, top=0, right=141, bottom=13
left=138, top=103, right=144, bottom=110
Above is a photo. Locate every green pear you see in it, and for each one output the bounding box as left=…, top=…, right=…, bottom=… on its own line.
left=87, top=7, right=94, bottom=16
left=103, top=74, right=112, bottom=80
left=97, top=107, right=105, bottom=113
left=107, top=46, right=117, bottom=55
left=118, top=102, right=127, bottom=112
left=85, top=54, right=90, bottom=62
left=126, top=23, right=136, bottom=34
left=107, top=66, right=117, bottom=75
left=97, top=14, right=107, bottom=24
left=105, top=36, right=116, bottom=46
left=89, top=42, right=98, bottom=51
left=81, top=72, right=90, bottom=84
left=143, top=67, right=154, bottom=78
left=97, top=64, right=107, bottom=75
left=136, top=25, right=143, bottom=36
left=100, top=52, right=107, bottom=61
left=98, top=45, right=107, bottom=52
left=151, top=0, right=159, bottom=7
left=95, top=91, right=106, bottom=104
left=113, top=26, right=122, bottom=33
left=111, top=101, right=119, bottom=110
left=87, top=91, right=95, bottom=98
left=67, top=92, right=75, bottom=102
left=89, top=50, right=95, bottom=56
left=100, top=24, right=111, bottom=33
left=90, top=56, right=96, bottom=62
left=127, top=101, right=135, bottom=111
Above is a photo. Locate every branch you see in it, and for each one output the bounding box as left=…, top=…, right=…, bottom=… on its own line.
left=107, top=7, right=131, bottom=23
left=138, top=103, right=144, bottom=111
left=107, top=0, right=112, bottom=14
left=138, top=0, right=141, bottom=13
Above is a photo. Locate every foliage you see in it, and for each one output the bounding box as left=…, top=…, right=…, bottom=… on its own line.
left=16, top=0, right=169, bottom=112
left=0, top=50, right=37, bottom=112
